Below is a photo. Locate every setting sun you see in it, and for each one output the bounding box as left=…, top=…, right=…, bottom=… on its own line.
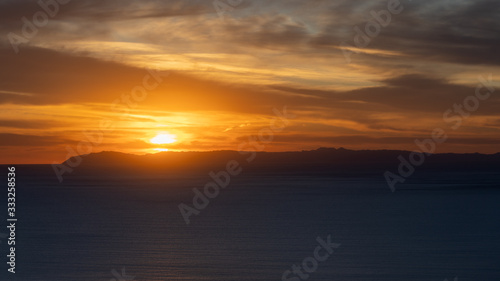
left=150, top=133, right=177, bottom=145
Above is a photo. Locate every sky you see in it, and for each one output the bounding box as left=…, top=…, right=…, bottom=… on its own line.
left=0, top=0, right=499, bottom=163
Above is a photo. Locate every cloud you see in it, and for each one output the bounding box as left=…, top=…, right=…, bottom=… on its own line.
left=272, top=74, right=500, bottom=116
left=0, top=119, right=66, bottom=129
left=0, top=133, right=67, bottom=146
left=0, top=0, right=211, bottom=23
left=2, top=0, right=498, bottom=68
left=0, top=46, right=153, bottom=105
left=312, top=0, right=500, bottom=66
left=0, top=0, right=499, bottom=162
left=0, top=46, right=497, bottom=133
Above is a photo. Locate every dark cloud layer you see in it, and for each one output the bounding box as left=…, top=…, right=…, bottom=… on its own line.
left=0, top=133, right=66, bottom=146
left=309, top=0, right=500, bottom=65
left=0, top=0, right=210, bottom=23
left=1, top=0, right=498, bottom=67
left=0, top=45, right=497, bottom=118
left=0, top=46, right=150, bottom=105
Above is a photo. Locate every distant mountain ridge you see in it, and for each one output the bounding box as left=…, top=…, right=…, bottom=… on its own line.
left=4, top=148, right=499, bottom=186
left=62, top=147, right=500, bottom=175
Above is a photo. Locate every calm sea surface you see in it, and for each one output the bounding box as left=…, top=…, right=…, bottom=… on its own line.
left=1, top=171, right=500, bottom=281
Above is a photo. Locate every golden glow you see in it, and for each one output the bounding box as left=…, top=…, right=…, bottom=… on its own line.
left=150, top=133, right=177, bottom=144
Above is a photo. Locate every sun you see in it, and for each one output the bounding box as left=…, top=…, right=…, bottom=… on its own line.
left=150, top=133, right=177, bottom=144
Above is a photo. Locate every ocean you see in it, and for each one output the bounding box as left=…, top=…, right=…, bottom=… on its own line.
left=1, top=170, right=500, bottom=280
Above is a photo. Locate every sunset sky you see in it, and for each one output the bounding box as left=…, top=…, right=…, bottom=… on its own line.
left=0, top=0, right=499, bottom=163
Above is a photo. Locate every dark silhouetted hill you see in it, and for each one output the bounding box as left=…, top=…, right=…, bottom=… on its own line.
left=59, top=147, right=500, bottom=176
left=3, top=148, right=499, bottom=187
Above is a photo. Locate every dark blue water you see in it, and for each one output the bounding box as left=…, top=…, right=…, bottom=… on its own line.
left=1, top=172, right=500, bottom=280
